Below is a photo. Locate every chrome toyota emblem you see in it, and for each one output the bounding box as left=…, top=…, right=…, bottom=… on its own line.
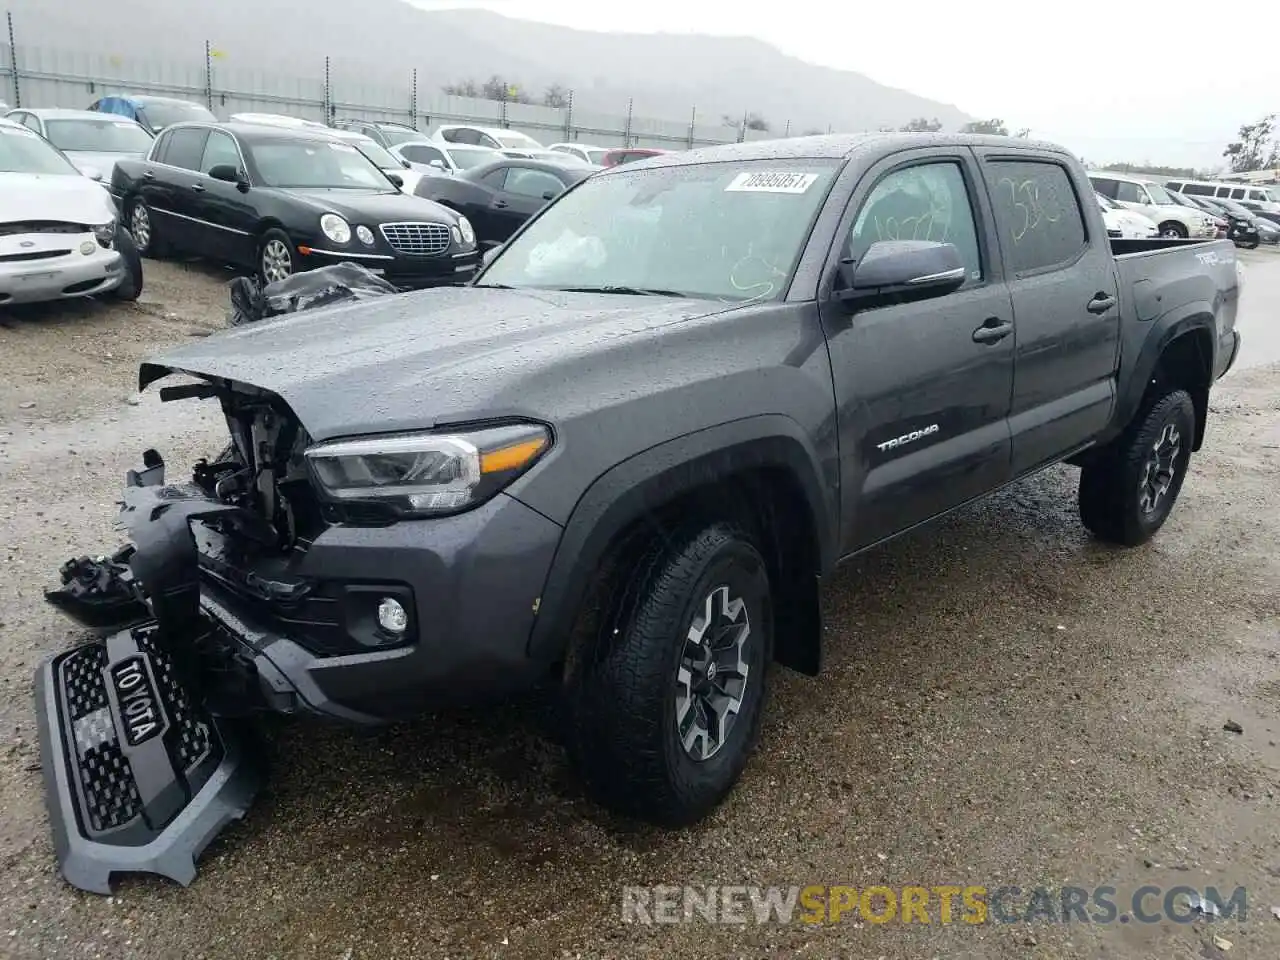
left=19, top=240, right=34, bottom=248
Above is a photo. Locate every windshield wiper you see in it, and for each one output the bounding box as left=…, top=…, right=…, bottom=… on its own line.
left=554, top=285, right=686, bottom=297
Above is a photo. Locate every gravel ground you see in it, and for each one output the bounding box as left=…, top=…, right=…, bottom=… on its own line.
left=0, top=252, right=1278, bottom=960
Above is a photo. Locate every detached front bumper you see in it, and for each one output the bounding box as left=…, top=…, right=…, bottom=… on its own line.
left=35, top=624, right=258, bottom=894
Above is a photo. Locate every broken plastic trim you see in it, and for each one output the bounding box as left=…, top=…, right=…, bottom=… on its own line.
left=36, top=450, right=272, bottom=894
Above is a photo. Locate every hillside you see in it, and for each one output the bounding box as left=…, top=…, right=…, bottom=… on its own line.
left=3, top=0, right=971, bottom=133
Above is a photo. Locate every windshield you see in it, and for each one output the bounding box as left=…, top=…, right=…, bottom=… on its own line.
left=0, top=125, right=79, bottom=174
left=449, top=147, right=497, bottom=170
left=497, top=132, right=540, bottom=149
left=377, top=127, right=419, bottom=147
left=248, top=138, right=391, bottom=190
left=1096, top=193, right=1117, bottom=210
left=480, top=159, right=839, bottom=301
left=1257, top=187, right=1279, bottom=203
left=139, top=100, right=216, bottom=130
left=587, top=149, right=609, bottom=165
left=44, top=117, right=152, bottom=154
left=354, top=139, right=401, bottom=169
left=1144, top=182, right=1175, bottom=205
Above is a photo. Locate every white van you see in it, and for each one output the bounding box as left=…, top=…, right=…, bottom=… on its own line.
left=1089, top=172, right=1217, bottom=239
left=1163, top=178, right=1280, bottom=213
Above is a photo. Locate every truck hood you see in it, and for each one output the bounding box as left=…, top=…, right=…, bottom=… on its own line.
left=0, top=172, right=118, bottom=225
left=140, top=286, right=725, bottom=439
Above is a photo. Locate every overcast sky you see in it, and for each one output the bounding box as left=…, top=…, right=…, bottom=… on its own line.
left=412, top=0, right=1273, bottom=169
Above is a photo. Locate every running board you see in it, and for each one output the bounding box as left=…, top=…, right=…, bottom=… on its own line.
left=34, top=623, right=260, bottom=894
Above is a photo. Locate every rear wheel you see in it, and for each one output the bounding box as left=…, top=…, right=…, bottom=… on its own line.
left=258, top=228, right=298, bottom=285
left=565, top=522, right=773, bottom=826
left=128, top=199, right=166, bottom=258
left=1158, top=221, right=1187, bottom=239
left=1079, top=389, right=1195, bottom=546
left=108, top=225, right=143, bottom=301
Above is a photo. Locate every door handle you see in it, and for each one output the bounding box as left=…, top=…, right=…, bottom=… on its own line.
left=972, top=317, right=1013, bottom=344
left=493, top=199, right=509, bottom=209
left=190, top=183, right=205, bottom=193
left=1087, top=293, right=1117, bottom=314
left=142, top=171, right=156, bottom=180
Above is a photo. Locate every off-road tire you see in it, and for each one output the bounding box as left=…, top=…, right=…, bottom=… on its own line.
left=565, top=522, right=773, bottom=826
left=1079, top=389, right=1195, bottom=546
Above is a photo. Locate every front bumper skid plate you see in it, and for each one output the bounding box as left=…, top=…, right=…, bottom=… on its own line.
left=36, top=450, right=266, bottom=894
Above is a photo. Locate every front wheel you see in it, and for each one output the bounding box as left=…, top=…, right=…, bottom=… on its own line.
left=565, top=522, right=773, bottom=826
left=1236, top=238, right=1260, bottom=250
left=258, top=228, right=299, bottom=285
left=128, top=199, right=166, bottom=258
left=1078, top=389, right=1195, bottom=546
left=1158, top=222, right=1188, bottom=239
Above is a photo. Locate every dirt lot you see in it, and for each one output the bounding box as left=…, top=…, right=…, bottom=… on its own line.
left=1, top=252, right=1278, bottom=960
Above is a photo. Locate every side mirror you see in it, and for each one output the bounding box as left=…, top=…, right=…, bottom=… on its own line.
left=835, top=240, right=966, bottom=306
left=80, top=165, right=103, bottom=182
left=386, top=172, right=404, bottom=188
left=541, top=189, right=558, bottom=201
left=401, top=158, right=411, bottom=169
left=208, top=164, right=248, bottom=190
left=429, top=159, right=446, bottom=170
left=481, top=243, right=504, bottom=267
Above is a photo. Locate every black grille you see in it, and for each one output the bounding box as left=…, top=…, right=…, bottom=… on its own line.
left=0, top=220, right=87, bottom=236
left=379, top=222, right=450, bottom=257
left=55, top=630, right=220, bottom=836
left=0, top=249, right=68, bottom=263
left=137, top=631, right=212, bottom=773
left=81, top=742, right=143, bottom=832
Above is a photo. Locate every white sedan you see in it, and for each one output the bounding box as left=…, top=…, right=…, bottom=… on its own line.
left=0, top=117, right=141, bottom=305
left=389, top=140, right=502, bottom=175
left=1096, top=192, right=1158, bottom=239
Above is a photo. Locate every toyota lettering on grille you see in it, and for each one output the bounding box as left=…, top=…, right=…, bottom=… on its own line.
left=108, top=655, right=167, bottom=747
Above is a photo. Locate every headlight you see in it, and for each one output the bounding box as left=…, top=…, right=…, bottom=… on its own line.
left=305, top=422, right=551, bottom=517
left=356, top=224, right=375, bottom=246
left=320, top=213, right=351, bottom=244
left=457, top=215, right=475, bottom=245
left=93, top=219, right=116, bottom=249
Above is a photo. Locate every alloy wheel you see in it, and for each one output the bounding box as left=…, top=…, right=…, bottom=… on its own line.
left=130, top=205, right=150, bottom=250
left=1138, top=422, right=1181, bottom=514
left=261, top=239, right=293, bottom=283
left=675, top=584, right=751, bottom=762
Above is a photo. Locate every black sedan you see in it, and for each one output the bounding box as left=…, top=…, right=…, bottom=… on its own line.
left=411, top=157, right=597, bottom=245
left=110, top=121, right=480, bottom=287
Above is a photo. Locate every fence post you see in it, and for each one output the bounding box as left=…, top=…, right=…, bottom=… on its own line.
left=739, top=110, right=747, bottom=144
left=204, top=41, right=213, bottom=111
left=624, top=97, right=633, bottom=147
left=784, top=118, right=790, bottom=138
left=564, top=89, right=573, bottom=141
left=500, top=88, right=508, bottom=128
left=688, top=106, right=696, bottom=149
left=6, top=12, right=19, bottom=109
left=322, top=56, right=332, bottom=125
left=411, top=68, right=418, bottom=129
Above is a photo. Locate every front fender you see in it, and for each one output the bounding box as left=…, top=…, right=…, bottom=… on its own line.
left=525, top=415, right=836, bottom=662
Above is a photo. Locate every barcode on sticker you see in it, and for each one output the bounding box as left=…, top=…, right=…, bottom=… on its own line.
left=725, top=171, right=818, bottom=194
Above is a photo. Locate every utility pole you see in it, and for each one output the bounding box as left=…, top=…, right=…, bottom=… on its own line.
left=204, top=41, right=213, bottom=111
left=6, top=12, right=20, bottom=108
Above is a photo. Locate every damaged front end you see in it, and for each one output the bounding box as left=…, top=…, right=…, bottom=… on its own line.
left=36, top=376, right=329, bottom=894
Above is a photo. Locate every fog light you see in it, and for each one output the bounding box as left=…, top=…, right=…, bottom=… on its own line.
left=377, top=597, right=408, bottom=635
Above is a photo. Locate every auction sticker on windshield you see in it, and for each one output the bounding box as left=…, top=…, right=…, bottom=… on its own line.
left=725, top=171, right=819, bottom=194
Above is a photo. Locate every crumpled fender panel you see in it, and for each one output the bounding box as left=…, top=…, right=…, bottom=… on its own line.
left=36, top=451, right=268, bottom=894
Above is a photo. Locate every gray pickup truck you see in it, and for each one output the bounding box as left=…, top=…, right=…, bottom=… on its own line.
left=37, top=133, right=1241, bottom=894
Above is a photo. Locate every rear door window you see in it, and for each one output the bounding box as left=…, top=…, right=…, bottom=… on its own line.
left=985, top=159, right=1087, bottom=274
left=1230, top=188, right=1246, bottom=199
left=1182, top=183, right=1212, bottom=195
left=505, top=168, right=566, bottom=199
left=1114, top=180, right=1146, bottom=204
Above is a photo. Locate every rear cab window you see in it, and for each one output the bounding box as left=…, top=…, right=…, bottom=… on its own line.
left=984, top=159, right=1087, bottom=274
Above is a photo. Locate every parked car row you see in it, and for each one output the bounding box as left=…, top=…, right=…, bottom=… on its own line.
left=1088, top=169, right=1280, bottom=247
